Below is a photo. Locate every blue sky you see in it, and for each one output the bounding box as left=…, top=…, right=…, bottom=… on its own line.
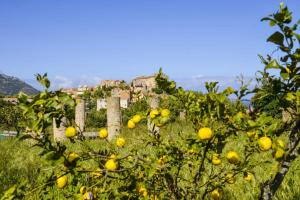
left=0, top=0, right=299, bottom=89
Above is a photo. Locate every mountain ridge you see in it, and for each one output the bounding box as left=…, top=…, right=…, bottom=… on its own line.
left=0, top=73, right=39, bottom=96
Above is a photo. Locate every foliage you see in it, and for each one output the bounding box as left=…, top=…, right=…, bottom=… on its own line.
left=1, top=3, right=300, bottom=200
left=253, top=2, right=300, bottom=118
left=122, top=99, right=149, bottom=125
left=85, top=109, right=107, bottom=129
left=0, top=99, right=24, bottom=133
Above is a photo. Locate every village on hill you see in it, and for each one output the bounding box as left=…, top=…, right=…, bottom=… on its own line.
left=61, top=74, right=157, bottom=109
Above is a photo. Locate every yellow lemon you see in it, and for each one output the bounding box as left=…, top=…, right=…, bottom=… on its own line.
left=225, top=173, right=236, bottom=184
left=258, top=136, right=272, bottom=151
left=67, top=152, right=79, bottom=163
left=150, top=109, right=159, bottom=119
left=244, top=172, right=252, bottom=181
left=211, top=188, right=221, bottom=200
left=157, top=155, right=167, bottom=165
left=274, top=148, right=285, bottom=160
left=56, top=175, right=68, bottom=189
left=132, top=115, right=142, bottom=123
left=138, top=187, right=148, bottom=197
left=83, top=191, right=93, bottom=200
left=198, top=127, right=213, bottom=141
left=80, top=186, right=87, bottom=194
left=128, top=120, right=136, bottom=129
left=226, top=151, right=240, bottom=164
left=98, top=128, right=108, bottom=139
left=105, top=159, right=117, bottom=171
left=161, top=109, right=170, bottom=117
left=116, top=137, right=126, bottom=147
left=65, top=126, right=76, bottom=138
left=212, top=154, right=221, bottom=165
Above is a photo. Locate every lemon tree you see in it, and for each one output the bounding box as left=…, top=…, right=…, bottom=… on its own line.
left=2, top=3, right=300, bottom=200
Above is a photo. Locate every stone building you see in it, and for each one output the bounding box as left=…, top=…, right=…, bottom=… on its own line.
left=61, top=86, right=94, bottom=97
left=131, top=75, right=157, bottom=101
left=100, top=80, right=122, bottom=88
left=96, top=89, right=131, bottom=110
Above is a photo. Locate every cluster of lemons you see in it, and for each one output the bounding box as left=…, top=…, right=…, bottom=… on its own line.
left=197, top=127, right=253, bottom=199
left=128, top=114, right=142, bottom=129
left=149, top=108, right=170, bottom=127
left=258, top=136, right=286, bottom=160
left=99, top=128, right=126, bottom=171
left=196, top=127, right=286, bottom=200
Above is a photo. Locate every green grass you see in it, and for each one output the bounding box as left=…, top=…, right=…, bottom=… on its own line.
left=0, top=120, right=300, bottom=199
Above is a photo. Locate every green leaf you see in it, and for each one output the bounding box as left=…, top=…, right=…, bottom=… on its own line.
left=267, top=31, right=284, bottom=46
left=261, top=17, right=274, bottom=22
left=293, top=33, right=300, bottom=44
left=280, top=70, right=289, bottom=80
left=265, top=60, right=281, bottom=69
left=0, top=185, right=16, bottom=200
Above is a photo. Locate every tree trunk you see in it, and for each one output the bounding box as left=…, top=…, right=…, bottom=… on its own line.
left=259, top=120, right=300, bottom=200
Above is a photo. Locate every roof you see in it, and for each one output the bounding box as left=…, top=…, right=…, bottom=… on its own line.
left=133, top=74, right=156, bottom=81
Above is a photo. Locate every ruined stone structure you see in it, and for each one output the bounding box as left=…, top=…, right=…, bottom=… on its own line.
left=107, top=97, right=121, bottom=139
left=75, top=98, right=85, bottom=132
left=96, top=89, right=131, bottom=110
left=147, top=96, right=160, bottom=134
left=132, top=75, right=157, bottom=92
left=53, top=117, right=67, bottom=142
left=180, top=110, right=186, bottom=120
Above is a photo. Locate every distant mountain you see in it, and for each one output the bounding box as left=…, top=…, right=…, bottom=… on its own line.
left=0, top=73, right=39, bottom=96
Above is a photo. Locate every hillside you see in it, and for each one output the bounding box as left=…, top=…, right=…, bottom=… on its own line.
left=0, top=73, right=39, bottom=96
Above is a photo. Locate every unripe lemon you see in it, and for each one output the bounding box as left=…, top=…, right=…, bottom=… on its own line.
left=247, top=131, right=256, bottom=138
left=258, top=136, right=272, bottom=151
left=198, top=127, right=213, bottom=141
left=212, top=154, right=221, bottom=165
left=105, top=159, right=117, bottom=171
left=98, top=128, right=108, bottom=139
left=276, top=139, right=285, bottom=149
left=67, top=152, right=79, bottom=163
left=244, top=172, right=252, bottom=181
left=226, top=151, right=240, bottom=164
left=132, top=115, right=142, bottom=123
left=161, top=109, right=170, bottom=117
left=274, top=148, right=285, bottom=160
left=56, top=175, right=68, bottom=189
left=128, top=120, right=136, bottom=129
left=225, top=173, right=236, bottom=184
left=80, top=186, right=87, bottom=194
left=211, top=188, right=221, bottom=200
left=65, top=126, right=76, bottom=138
left=150, top=109, right=159, bottom=119
left=116, top=137, right=126, bottom=147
